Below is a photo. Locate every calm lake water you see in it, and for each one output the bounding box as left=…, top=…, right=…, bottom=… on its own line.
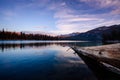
left=0, top=40, right=102, bottom=80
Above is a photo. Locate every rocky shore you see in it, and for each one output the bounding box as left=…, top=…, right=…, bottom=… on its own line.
left=71, top=43, right=120, bottom=75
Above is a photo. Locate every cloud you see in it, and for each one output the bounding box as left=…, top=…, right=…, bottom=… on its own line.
left=50, top=0, right=120, bottom=34
left=80, top=0, right=120, bottom=8
left=57, top=17, right=102, bottom=24
left=34, top=26, right=49, bottom=28
left=54, top=16, right=104, bottom=34
left=94, top=20, right=120, bottom=27
left=1, top=0, right=120, bottom=34
left=1, top=10, right=16, bottom=20
left=110, top=8, right=120, bottom=15
left=80, top=0, right=120, bottom=15
left=52, top=2, right=104, bottom=34
left=15, top=0, right=51, bottom=9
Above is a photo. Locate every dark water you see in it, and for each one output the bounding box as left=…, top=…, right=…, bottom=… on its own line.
left=0, top=40, right=102, bottom=80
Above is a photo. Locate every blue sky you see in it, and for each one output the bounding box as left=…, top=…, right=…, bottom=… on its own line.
left=0, top=0, right=120, bottom=34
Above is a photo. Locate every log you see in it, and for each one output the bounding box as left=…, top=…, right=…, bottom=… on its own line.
left=71, top=43, right=120, bottom=76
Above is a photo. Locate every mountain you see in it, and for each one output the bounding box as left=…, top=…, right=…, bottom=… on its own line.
left=63, top=24, right=120, bottom=41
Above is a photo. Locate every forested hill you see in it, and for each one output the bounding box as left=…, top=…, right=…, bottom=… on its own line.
left=0, top=30, right=58, bottom=40
left=62, top=24, right=120, bottom=41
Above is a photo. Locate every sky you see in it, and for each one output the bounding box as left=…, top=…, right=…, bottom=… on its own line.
left=0, top=0, right=120, bottom=34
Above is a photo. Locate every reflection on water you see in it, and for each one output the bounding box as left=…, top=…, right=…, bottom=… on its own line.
left=0, top=40, right=102, bottom=80
left=0, top=40, right=102, bottom=52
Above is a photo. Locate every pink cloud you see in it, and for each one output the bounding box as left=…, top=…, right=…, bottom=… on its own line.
left=35, top=26, right=49, bottom=28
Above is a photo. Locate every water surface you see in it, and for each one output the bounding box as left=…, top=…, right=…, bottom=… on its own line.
left=0, top=40, right=102, bottom=80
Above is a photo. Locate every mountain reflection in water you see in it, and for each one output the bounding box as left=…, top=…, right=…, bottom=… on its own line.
left=0, top=41, right=103, bottom=80
left=0, top=41, right=102, bottom=52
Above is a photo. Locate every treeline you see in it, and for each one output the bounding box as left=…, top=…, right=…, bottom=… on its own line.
left=0, top=29, right=59, bottom=40
left=102, top=25, right=120, bottom=42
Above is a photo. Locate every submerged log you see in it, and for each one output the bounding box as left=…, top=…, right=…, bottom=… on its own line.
left=71, top=43, right=120, bottom=80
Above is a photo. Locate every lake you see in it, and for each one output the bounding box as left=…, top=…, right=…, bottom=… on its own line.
left=0, top=40, right=102, bottom=80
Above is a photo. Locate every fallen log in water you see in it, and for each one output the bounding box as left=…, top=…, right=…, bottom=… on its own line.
left=71, top=43, right=120, bottom=80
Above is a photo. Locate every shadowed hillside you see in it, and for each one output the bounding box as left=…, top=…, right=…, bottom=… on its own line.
left=63, top=24, right=120, bottom=41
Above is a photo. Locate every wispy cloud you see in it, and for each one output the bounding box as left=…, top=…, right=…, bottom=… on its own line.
left=80, top=0, right=120, bottom=8
left=0, top=0, right=120, bottom=34
left=80, top=0, right=120, bottom=15
left=50, top=0, right=120, bottom=34
left=54, top=14, right=104, bottom=34
left=35, top=26, right=49, bottom=28
left=1, top=10, right=16, bottom=21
